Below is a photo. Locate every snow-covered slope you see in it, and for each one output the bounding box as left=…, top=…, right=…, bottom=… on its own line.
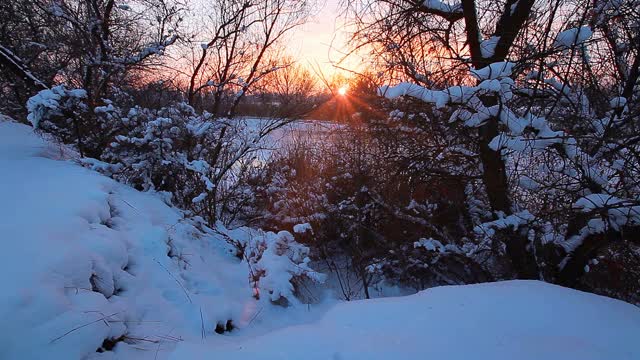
left=1, top=120, right=639, bottom=360
left=175, top=280, right=640, bottom=360
left=0, top=121, right=257, bottom=359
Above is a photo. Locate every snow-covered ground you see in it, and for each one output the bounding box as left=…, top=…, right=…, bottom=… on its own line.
left=241, top=117, right=338, bottom=158
left=175, top=280, right=640, bottom=360
left=0, top=120, right=328, bottom=359
left=1, top=119, right=639, bottom=360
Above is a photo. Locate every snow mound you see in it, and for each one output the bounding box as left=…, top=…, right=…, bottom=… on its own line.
left=0, top=122, right=258, bottom=359
left=173, top=280, right=640, bottom=360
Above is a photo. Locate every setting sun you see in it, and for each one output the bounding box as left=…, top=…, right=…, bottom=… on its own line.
left=338, top=86, right=348, bottom=95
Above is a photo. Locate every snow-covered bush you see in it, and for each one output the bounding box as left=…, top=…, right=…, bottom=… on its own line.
left=249, top=230, right=326, bottom=305
left=27, top=86, right=86, bottom=142
left=27, top=86, right=124, bottom=157
left=220, top=227, right=326, bottom=305
left=26, top=86, right=85, bottom=128
left=246, top=102, right=494, bottom=298
left=25, top=89, right=282, bottom=227
left=103, top=103, right=206, bottom=195
left=368, top=238, right=492, bottom=290
left=102, top=103, right=277, bottom=225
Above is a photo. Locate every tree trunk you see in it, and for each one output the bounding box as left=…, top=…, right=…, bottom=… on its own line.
left=461, top=0, right=539, bottom=278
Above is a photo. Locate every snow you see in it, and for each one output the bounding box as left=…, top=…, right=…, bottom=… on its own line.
left=381, top=83, right=438, bottom=106
left=421, top=0, right=462, bottom=13
left=26, top=86, right=87, bottom=128
left=480, top=36, right=500, bottom=58
left=413, top=238, right=446, bottom=252
left=475, top=210, right=535, bottom=236
left=554, top=26, right=593, bottom=48
left=518, top=176, right=540, bottom=190
left=114, top=35, right=178, bottom=64
left=293, top=222, right=312, bottom=233
left=489, top=133, right=527, bottom=151
left=172, top=281, right=640, bottom=360
left=379, top=83, right=468, bottom=108
left=574, top=193, right=624, bottom=212
left=527, top=71, right=572, bottom=96
left=609, top=96, right=627, bottom=109
left=0, top=121, right=301, bottom=359
left=471, top=62, right=515, bottom=80
left=573, top=194, right=640, bottom=231
left=478, top=78, right=502, bottom=92
left=499, top=107, right=527, bottom=135
left=381, top=62, right=515, bottom=112
left=0, top=45, right=48, bottom=90
left=245, top=230, right=326, bottom=302
left=192, top=192, right=207, bottom=203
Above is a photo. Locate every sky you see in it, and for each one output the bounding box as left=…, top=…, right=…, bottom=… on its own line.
left=186, top=0, right=355, bottom=79
left=287, top=0, right=355, bottom=76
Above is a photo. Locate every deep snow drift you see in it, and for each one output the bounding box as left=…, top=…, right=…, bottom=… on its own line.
left=174, top=280, right=640, bottom=359
left=1, top=120, right=639, bottom=360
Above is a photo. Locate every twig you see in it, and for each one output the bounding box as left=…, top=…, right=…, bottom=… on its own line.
left=155, top=342, right=162, bottom=360
left=153, top=258, right=193, bottom=304
left=124, top=335, right=160, bottom=344
left=200, top=307, right=206, bottom=340
left=50, top=312, right=121, bottom=343
left=120, top=198, right=141, bottom=215
left=155, top=328, right=180, bottom=360
left=247, top=307, right=263, bottom=326
left=156, top=334, right=183, bottom=342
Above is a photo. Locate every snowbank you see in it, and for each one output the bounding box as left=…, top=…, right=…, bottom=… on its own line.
left=173, top=280, right=640, bottom=360
left=0, top=122, right=256, bottom=359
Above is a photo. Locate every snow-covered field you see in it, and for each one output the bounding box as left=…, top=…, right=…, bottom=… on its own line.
left=1, top=119, right=639, bottom=360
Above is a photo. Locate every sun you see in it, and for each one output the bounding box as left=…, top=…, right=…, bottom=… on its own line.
left=338, top=86, right=348, bottom=96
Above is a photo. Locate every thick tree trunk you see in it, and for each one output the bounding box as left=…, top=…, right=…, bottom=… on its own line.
left=477, top=113, right=512, bottom=213
left=461, top=0, right=532, bottom=214
left=461, top=0, right=539, bottom=278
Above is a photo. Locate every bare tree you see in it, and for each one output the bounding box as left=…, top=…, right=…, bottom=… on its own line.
left=185, top=0, right=313, bottom=116
left=343, top=0, right=640, bottom=301
left=255, top=57, right=319, bottom=117
left=0, top=0, right=184, bottom=105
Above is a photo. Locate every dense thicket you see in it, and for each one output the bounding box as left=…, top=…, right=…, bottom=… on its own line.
left=246, top=0, right=640, bottom=303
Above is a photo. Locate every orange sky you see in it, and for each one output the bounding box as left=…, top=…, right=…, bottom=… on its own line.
left=171, top=0, right=357, bottom=90
left=287, top=0, right=356, bottom=76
